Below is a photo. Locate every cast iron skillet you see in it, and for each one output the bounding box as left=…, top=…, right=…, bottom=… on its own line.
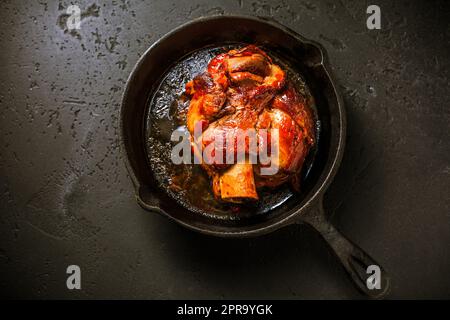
left=120, top=15, right=390, bottom=298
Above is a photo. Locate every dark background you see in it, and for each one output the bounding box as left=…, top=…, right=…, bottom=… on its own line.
left=0, top=0, right=449, bottom=299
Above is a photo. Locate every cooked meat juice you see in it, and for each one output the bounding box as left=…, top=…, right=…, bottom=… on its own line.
left=146, top=45, right=318, bottom=218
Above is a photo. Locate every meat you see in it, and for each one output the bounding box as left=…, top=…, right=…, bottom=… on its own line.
left=185, top=45, right=315, bottom=203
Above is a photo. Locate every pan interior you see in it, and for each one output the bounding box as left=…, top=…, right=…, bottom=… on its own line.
left=145, top=43, right=321, bottom=221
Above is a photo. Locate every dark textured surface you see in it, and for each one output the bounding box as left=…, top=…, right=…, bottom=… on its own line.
left=0, top=0, right=449, bottom=299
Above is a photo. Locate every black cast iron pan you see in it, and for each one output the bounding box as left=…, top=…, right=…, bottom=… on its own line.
left=120, top=15, right=390, bottom=298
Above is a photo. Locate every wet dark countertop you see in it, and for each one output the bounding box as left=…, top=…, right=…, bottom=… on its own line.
left=0, top=0, right=449, bottom=299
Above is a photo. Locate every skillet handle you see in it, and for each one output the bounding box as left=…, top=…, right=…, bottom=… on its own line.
left=301, top=200, right=390, bottom=299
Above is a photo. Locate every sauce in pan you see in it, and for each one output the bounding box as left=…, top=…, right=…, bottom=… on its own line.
left=145, top=44, right=319, bottom=219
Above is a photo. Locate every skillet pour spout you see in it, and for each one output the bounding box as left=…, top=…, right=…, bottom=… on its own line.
left=120, top=15, right=390, bottom=298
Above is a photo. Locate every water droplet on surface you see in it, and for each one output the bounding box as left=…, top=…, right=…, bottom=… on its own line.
left=366, top=85, right=377, bottom=97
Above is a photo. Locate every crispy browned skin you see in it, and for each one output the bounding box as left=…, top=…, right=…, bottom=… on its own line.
left=185, top=45, right=315, bottom=203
